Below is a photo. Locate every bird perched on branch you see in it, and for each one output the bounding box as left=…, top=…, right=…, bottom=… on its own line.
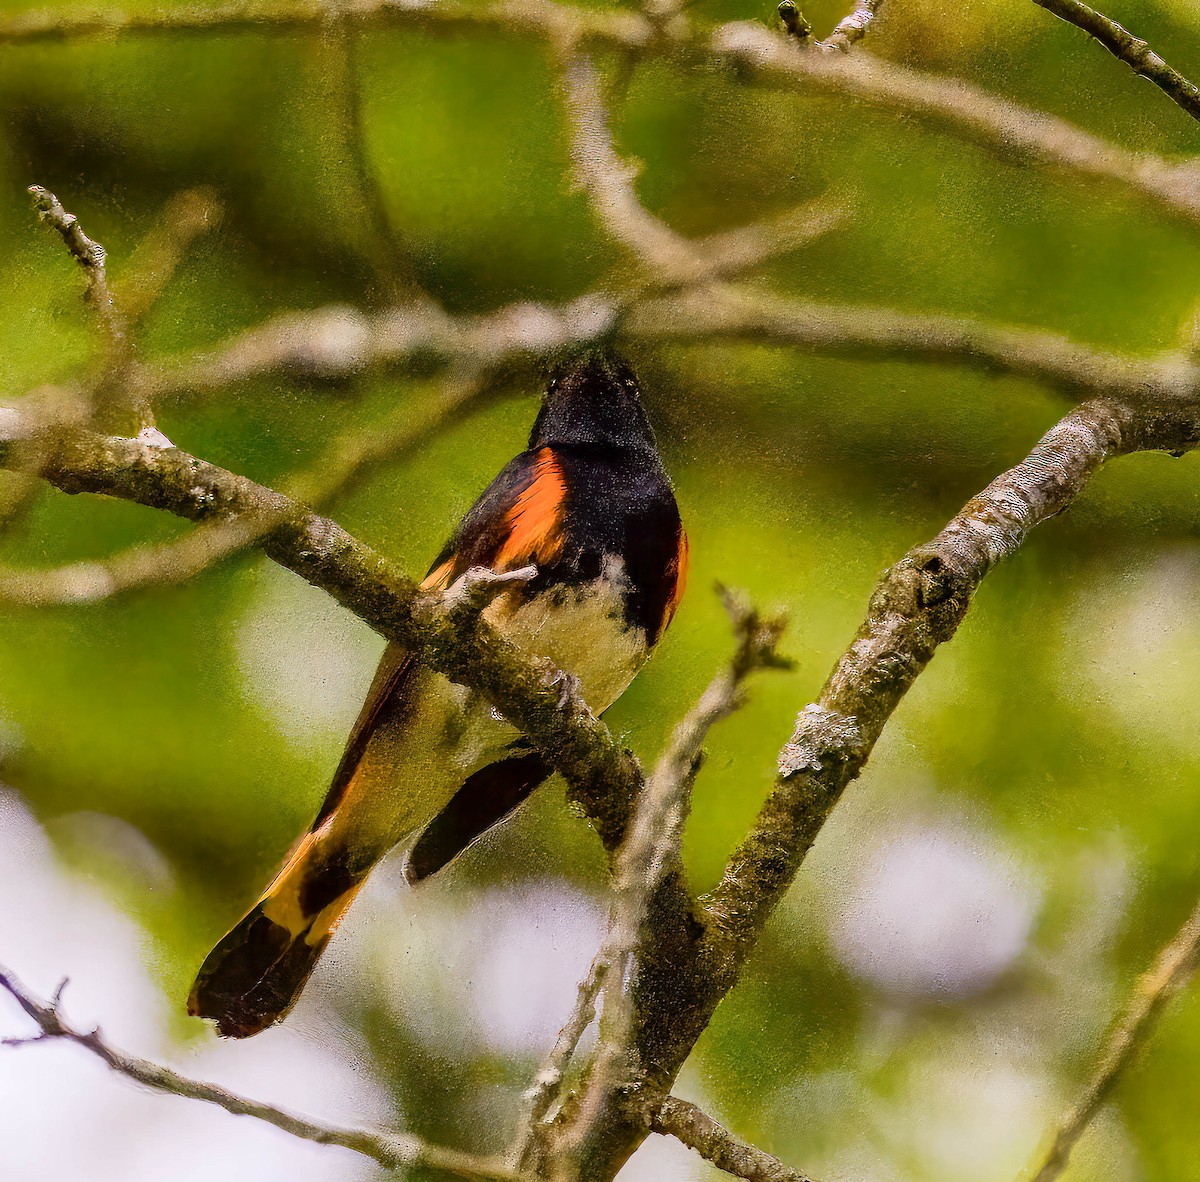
left=189, top=351, right=688, bottom=1037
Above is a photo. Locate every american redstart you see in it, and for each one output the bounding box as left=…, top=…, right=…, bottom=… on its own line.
left=189, top=351, right=688, bottom=1037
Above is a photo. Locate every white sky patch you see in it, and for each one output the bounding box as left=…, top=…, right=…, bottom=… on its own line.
left=825, top=820, right=1039, bottom=1000
left=354, top=865, right=607, bottom=1056
left=232, top=563, right=384, bottom=753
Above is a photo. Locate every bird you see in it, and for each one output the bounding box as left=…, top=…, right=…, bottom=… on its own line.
left=188, top=351, right=688, bottom=1038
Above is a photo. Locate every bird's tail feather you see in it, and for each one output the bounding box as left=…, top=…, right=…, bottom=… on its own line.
left=188, top=838, right=363, bottom=1038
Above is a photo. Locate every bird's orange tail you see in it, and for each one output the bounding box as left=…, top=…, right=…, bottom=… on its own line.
left=188, top=836, right=363, bottom=1038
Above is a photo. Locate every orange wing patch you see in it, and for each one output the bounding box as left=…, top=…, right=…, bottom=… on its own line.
left=665, top=528, right=689, bottom=626
left=421, top=559, right=455, bottom=591
left=494, top=448, right=568, bottom=571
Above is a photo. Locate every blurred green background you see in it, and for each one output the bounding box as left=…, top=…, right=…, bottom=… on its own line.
left=1, top=0, right=1200, bottom=1178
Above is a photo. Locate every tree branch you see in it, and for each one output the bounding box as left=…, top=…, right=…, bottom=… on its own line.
left=711, top=22, right=1200, bottom=229
left=137, top=289, right=1200, bottom=409
left=556, top=595, right=788, bottom=1164
left=1029, top=890, right=1200, bottom=1182
left=705, top=399, right=1200, bottom=959
left=0, top=417, right=648, bottom=845
left=651, top=1096, right=817, bottom=1182
left=817, top=0, right=885, bottom=52
left=1033, top=0, right=1200, bottom=125
left=0, top=368, right=491, bottom=605
left=0, top=966, right=523, bottom=1181
left=552, top=395, right=1200, bottom=1182
left=5, top=4, right=1199, bottom=239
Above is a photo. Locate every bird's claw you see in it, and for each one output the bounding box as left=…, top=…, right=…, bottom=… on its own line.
left=545, top=667, right=583, bottom=711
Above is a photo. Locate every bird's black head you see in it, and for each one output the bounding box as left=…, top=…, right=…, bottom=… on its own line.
left=529, top=351, right=657, bottom=455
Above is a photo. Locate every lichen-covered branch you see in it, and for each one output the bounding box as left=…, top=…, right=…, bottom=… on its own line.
left=0, top=966, right=523, bottom=1181
left=651, top=1096, right=817, bottom=1182
left=551, top=396, right=1200, bottom=1182
left=1033, top=0, right=1200, bottom=124
left=1029, top=890, right=1200, bottom=1182
left=817, top=0, right=885, bottom=52
left=0, top=417, right=645, bottom=846
left=705, top=399, right=1200, bottom=961
left=553, top=597, right=788, bottom=1165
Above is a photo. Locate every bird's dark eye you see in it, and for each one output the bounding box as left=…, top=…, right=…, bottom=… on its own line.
left=547, top=378, right=559, bottom=394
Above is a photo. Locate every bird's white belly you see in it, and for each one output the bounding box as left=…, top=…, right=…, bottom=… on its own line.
left=335, top=573, right=647, bottom=856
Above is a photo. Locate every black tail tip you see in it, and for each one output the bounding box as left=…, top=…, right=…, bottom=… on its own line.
left=188, top=908, right=324, bottom=1039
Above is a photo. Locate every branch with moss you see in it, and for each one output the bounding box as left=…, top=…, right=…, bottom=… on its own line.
left=1033, top=0, right=1200, bottom=125
left=651, top=1096, right=817, bottom=1182
left=1029, top=889, right=1200, bottom=1181
left=0, top=966, right=524, bottom=1182
left=817, top=0, right=886, bottom=52
left=536, top=395, right=1200, bottom=1182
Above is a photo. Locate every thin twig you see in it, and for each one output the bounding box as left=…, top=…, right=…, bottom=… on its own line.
left=1028, top=893, right=1200, bottom=1182
left=652, top=1096, right=817, bottom=1182
left=509, top=958, right=608, bottom=1167
left=1033, top=0, right=1200, bottom=125
left=0, top=966, right=524, bottom=1180
left=551, top=596, right=788, bottom=1165
left=28, top=185, right=122, bottom=350
left=816, top=0, right=885, bottom=52
left=561, top=51, right=703, bottom=284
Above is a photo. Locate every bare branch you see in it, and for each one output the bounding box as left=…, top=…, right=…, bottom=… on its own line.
left=544, top=597, right=788, bottom=1165
left=0, top=368, right=491, bottom=605
left=138, top=289, right=1200, bottom=408
left=651, top=1096, right=817, bottom=1182
left=1034, top=0, right=1200, bottom=125
left=711, top=23, right=1200, bottom=230
left=5, top=3, right=1200, bottom=236
left=625, top=285, right=1200, bottom=401
left=817, top=0, right=885, bottom=52
left=0, top=966, right=522, bottom=1181
left=551, top=395, right=1200, bottom=1181
left=1029, top=892, right=1200, bottom=1182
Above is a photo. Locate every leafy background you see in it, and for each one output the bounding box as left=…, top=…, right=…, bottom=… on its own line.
left=2, top=0, right=1200, bottom=1178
